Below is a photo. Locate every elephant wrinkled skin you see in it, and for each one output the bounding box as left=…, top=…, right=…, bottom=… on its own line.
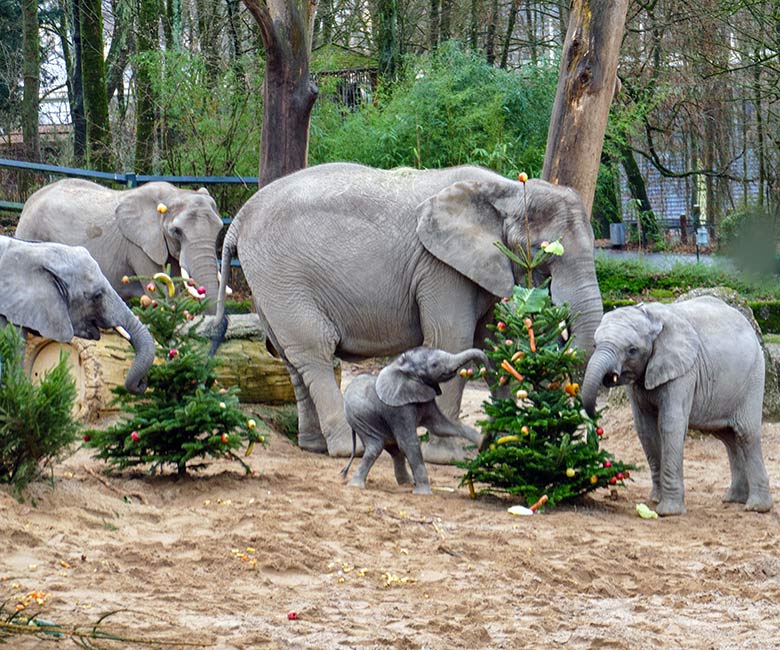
left=214, top=163, right=603, bottom=461
left=341, top=347, right=487, bottom=494
left=0, top=236, right=155, bottom=394
left=16, top=179, right=223, bottom=313
left=582, top=297, right=772, bottom=516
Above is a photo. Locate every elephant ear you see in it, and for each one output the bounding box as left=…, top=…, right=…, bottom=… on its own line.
left=115, top=184, right=171, bottom=265
left=0, top=244, right=74, bottom=342
left=416, top=181, right=515, bottom=297
left=375, top=362, right=440, bottom=407
left=643, top=304, right=700, bottom=391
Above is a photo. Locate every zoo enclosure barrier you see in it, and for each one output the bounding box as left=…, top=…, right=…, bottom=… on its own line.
left=0, top=157, right=255, bottom=267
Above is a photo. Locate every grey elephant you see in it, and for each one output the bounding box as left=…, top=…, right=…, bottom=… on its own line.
left=0, top=236, right=155, bottom=394
left=212, top=163, right=603, bottom=461
left=581, top=297, right=772, bottom=516
left=341, top=347, right=487, bottom=495
left=16, top=179, right=223, bottom=313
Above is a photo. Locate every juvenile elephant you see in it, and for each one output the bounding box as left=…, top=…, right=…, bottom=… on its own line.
left=341, top=347, right=487, bottom=494
left=16, top=179, right=223, bottom=312
left=581, top=297, right=772, bottom=516
left=213, top=163, right=602, bottom=461
left=0, top=236, right=155, bottom=394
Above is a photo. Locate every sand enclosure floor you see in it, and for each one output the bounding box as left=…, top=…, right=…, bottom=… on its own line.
left=2, top=368, right=780, bottom=649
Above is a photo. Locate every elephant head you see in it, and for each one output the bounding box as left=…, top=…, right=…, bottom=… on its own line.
left=376, top=347, right=488, bottom=406
left=0, top=237, right=155, bottom=394
left=116, top=182, right=223, bottom=313
left=415, top=176, right=603, bottom=356
left=581, top=303, right=700, bottom=416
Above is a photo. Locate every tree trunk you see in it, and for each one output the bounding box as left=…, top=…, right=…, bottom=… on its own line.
left=439, top=0, right=451, bottom=42
left=243, top=0, right=318, bottom=188
left=21, top=0, right=40, bottom=164
left=499, top=0, right=520, bottom=69
left=105, top=0, right=133, bottom=104
left=135, top=0, right=158, bottom=172
left=619, top=143, right=658, bottom=243
left=429, top=0, right=439, bottom=50
left=469, top=0, right=478, bottom=51
left=485, top=0, right=498, bottom=64
left=373, top=0, right=400, bottom=81
left=79, top=0, right=113, bottom=171
left=70, top=0, right=87, bottom=163
left=541, top=0, right=627, bottom=217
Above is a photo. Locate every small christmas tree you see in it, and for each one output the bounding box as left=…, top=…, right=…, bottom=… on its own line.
left=0, top=324, right=79, bottom=492
left=85, top=272, right=266, bottom=475
left=459, top=173, right=633, bottom=508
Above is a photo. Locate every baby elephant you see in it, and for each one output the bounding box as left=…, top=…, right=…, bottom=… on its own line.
left=581, top=296, right=772, bottom=516
left=341, top=346, right=487, bottom=495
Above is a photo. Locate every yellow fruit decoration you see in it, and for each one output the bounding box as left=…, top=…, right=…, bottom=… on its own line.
left=565, top=468, right=575, bottom=478
left=564, top=382, right=580, bottom=396
left=496, top=435, right=520, bottom=445
left=139, top=295, right=153, bottom=308
left=156, top=203, right=168, bottom=214
left=153, top=272, right=176, bottom=297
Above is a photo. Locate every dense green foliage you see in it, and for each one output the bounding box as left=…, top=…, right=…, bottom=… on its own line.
left=85, top=274, right=266, bottom=475
left=0, top=324, right=79, bottom=493
left=459, top=286, right=633, bottom=507
left=595, top=256, right=780, bottom=301
left=719, top=206, right=780, bottom=276
left=309, top=43, right=557, bottom=177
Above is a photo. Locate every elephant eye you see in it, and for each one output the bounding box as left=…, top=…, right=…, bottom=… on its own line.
left=169, top=226, right=183, bottom=238
left=91, top=289, right=104, bottom=302
left=628, top=346, right=639, bottom=356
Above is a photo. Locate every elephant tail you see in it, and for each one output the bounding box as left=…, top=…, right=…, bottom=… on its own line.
left=210, top=221, right=239, bottom=356
left=340, top=429, right=358, bottom=480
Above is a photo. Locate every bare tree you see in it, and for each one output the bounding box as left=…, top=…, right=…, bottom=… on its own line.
left=242, top=0, right=318, bottom=187
left=542, top=0, right=628, bottom=217
left=21, top=0, right=40, bottom=163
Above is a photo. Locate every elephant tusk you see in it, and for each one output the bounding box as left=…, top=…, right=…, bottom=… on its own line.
left=559, top=321, right=569, bottom=341
left=181, top=267, right=190, bottom=281
left=186, top=284, right=202, bottom=299
left=114, top=326, right=131, bottom=341
left=611, top=372, right=619, bottom=385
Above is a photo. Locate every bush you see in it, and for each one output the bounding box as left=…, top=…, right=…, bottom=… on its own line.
left=309, top=42, right=558, bottom=177
left=0, top=325, right=79, bottom=493
left=720, top=206, right=779, bottom=276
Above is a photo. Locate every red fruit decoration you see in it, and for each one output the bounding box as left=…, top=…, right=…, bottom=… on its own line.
left=609, top=476, right=617, bottom=485
left=131, top=431, right=140, bottom=442
left=197, top=286, right=207, bottom=295
left=287, top=612, right=299, bottom=621
left=603, top=459, right=612, bottom=468
left=82, top=434, right=91, bottom=442
left=221, top=433, right=229, bottom=444
left=168, top=348, right=179, bottom=360
left=146, top=282, right=156, bottom=293
left=496, top=321, right=507, bottom=332
left=596, top=427, right=604, bottom=437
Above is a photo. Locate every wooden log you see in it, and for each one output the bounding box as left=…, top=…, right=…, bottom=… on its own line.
left=23, top=328, right=313, bottom=421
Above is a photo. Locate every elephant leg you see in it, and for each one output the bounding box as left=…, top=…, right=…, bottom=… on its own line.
left=654, top=394, right=692, bottom=517
left=388, top=445, right=413, bottom=485
left=736, top=429, right=773, bottom=513
left=273, top=318, right=357, bottom=458
left=712, top=430, right=750, bottom=504
left=394, top=428, right=432, bottom=495
left=287, top=362, right=326, bottom=453
left=421, top=405, right=483, bottom=446
left=349, top=439, right=384, bottom=489
left=629, top=397, right=662, bottom=503
left=417, top=285, right=485, bottom=465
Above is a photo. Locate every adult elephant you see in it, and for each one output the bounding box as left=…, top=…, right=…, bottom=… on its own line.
left=213, top=163, right=603, bottom=461
left=0, top=236, right=155, bottom=394
left=16, top=179, right=223, bottom=313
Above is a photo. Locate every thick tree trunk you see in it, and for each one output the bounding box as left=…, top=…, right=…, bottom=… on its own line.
left=499, top=0, right=520, bottom=69
left=541, top=0, right=628, bottom=217
left=373, top=0, right=400, bottom=80
left=69, top=0, right=87, bottom=163
left=21, top=0, right=40, bottom=164
left=134, top=0, right=158, bottom=172
left=429, top=0, right=439, bottom=50
left=243, top=0, right=318, bottom=188
left=105, top=0, right=133, bottom=104
left=79, top=0, right=113, bottom=171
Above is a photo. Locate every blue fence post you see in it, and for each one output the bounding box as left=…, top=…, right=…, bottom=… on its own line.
left=125, top=173, right=137, bottom=188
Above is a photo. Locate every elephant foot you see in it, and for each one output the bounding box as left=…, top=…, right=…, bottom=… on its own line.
left=649, top=486, right=661, bottom=503
left=422, top=438, right=474, bottom=465
left=656, top=499, right=687, bottom=517
left=744, top=494, right=773, bottom=513
left=298, top=431, right=328, bottom=454
left=326, top=433, right=364, bottom=458
left=413, top=484, right=433, bottom=496
left=394, top=471, right=414, bottom=486
left=348, top=477, right=366, bottom=489
left=722, top=486, right=749, bottom=504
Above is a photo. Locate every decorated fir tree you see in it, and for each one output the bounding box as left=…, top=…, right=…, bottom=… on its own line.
left=459, top=173, right=633, bottom=508
left=85, top=272, right=265, bottom=475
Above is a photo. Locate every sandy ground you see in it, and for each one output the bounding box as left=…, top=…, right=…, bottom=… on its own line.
left=2, top=366, right=780, bottom=650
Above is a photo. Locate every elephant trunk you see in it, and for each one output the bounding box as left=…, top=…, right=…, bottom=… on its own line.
left=182, top=243, right=221, bottom=315
left=550, top=254, right=603, bottom=361
left=581, top=347, right=619, bottom=417
left=120, top=303, right=156, bottom=394
left=450, top=348, right=489, bottom=370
